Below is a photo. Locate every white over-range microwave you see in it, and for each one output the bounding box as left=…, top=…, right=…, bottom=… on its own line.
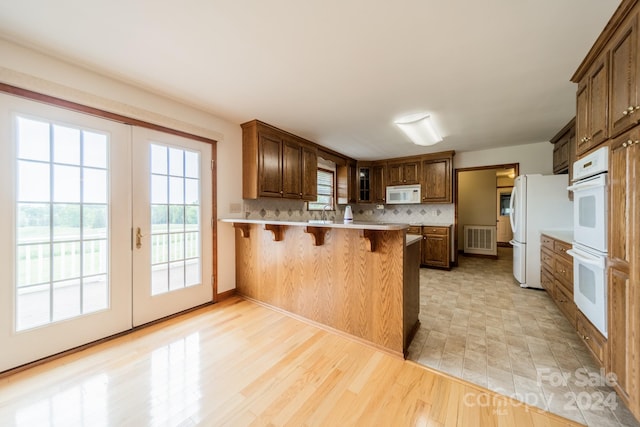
left=386, top=184, right=421, bottom=204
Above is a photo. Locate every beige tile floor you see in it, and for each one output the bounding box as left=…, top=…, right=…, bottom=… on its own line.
left=407, top=247, right=639, bottom=427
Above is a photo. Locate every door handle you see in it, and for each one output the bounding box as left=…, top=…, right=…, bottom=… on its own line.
left=136, top=227, right=145, bottom=249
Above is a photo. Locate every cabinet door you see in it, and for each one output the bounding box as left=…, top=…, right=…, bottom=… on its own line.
left=552, top=135, right=570, bottom=173
left=357, top=165, right=371, bottom=203
left=422, top=158, right=451, bottom=203
left=402, top=162, right=420, bottom=184
left=576, top=80, right=590, bottom=155
left=301, top=146, right=317, bottom=201
left=372, top=164, right=386, bottom=203
left=610, top=14, right=640, bottom=138
left=258, top=133, right=283, bottom=197
left=387, top=163, right=404, bottom=185
left=422, top=228, right=449, bottom=268
left=609, top=266, right=632, bottom=402
left=588, top=57, right=609, bottom=149
left=607, top=131, right=639, bottom=413
left=282, top=138, right=302, bottom=198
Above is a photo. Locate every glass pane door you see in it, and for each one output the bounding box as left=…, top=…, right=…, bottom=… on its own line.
left=131, top=128, right=212, bottom=327
left=0, top=94, right=132, bottom=372
left=16, top=117, right=110, bottom=330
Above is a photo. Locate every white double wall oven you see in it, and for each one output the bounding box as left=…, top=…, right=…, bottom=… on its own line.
left=567, top=147, right=609, bottom=337
left=0, top=93, right=214, bottom=372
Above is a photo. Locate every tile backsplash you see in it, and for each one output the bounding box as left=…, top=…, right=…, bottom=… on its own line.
left=242, top=199, right=454, bottom=225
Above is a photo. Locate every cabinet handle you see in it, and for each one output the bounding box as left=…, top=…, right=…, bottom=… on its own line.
left=583, top=335, right=590, bottom=341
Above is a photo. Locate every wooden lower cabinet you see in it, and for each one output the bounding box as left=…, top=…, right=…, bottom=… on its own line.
left=577, top=310, right=607, bottom=367
left=540, top=234, right=608, bottom=357
left=421, top=226, right=450, bottom=269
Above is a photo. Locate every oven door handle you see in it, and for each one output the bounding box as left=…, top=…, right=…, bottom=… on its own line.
left=566, top=248, right=606, bottom=268
left=567, top=181, right=606, bottom=191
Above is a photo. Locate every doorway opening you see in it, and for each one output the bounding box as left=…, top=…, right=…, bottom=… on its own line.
left=453, top=163, right=519, bottom=266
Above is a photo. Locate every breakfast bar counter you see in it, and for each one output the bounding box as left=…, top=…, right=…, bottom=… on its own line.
left=220, top=219, right=420, bottom=357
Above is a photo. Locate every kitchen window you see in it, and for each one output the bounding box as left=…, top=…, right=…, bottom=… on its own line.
left=308, top=168, right=334, bottom=210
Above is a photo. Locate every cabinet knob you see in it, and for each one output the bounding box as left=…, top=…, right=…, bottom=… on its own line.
left=583, top=335, right=590, bottom=341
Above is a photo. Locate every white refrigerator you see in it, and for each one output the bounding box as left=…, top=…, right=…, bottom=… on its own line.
left=509, top=174, right=573, bottom=289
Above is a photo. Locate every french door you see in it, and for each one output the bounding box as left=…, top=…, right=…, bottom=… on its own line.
left=131, top=128, right=212, bottom=326
left=0, top=94, right=213, bottom=372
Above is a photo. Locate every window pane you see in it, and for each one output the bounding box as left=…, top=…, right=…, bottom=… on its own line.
left=83, top=131, right=108, bottom=168
left=152, top=264, right=169, bottom=295
left=53, top=165, right=80, bottom=203
left=52, top=242, right=81, bottom=281
left=53, top=204, right=81, bottom=242
left=17, top=117, right=49, bottom=161
left=185, top=206, right=199, bottom=232
left=169, top=261, right=185, bottom=290
left=151, top=144, right=167, bottom=174
left=18, top=161, right=50, bottom=202
left=17, top=203, right=50, bottom=244
left=169, top=233, right=184, bottom=262
left=151, top=205, right=168, bottom=234
left=17, top=284, right=50, bottom=330
left=152, top=234, right=168, bottom=264
left=83, top=168, right=107, bottom=203
left=83, top=240, right=107, bottom=276
left=169, top=177, right=184, bottom=204
left=53, top=279, right=81, bottom=321
left=185, top=259, right=200, bottom=287
left=151, top=175, right=168, bottom=204
left=169, top=148, right=184, bottom=176
left=17, top=244, right=50, bottom=286
left=53, top=125, right=81, bottom=165
left=83, top=205, right=108, bottom=239
left=169, top=205, right=184, bottom=232
left=185, top=178, right=199, bottom=205
left=185, top=151, right=199, bottom=178
left=83, top=275, right=108, bottom=313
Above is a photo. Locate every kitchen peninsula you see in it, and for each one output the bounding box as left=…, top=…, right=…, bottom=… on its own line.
left=221, top=219, right=421, bottom=357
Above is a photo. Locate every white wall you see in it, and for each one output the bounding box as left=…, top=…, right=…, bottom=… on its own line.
left=0, top=38, right=243, bottom=293
left=454, top=141, right=553, bottom=175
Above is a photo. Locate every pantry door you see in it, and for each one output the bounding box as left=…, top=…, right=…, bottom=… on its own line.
left=0, top=94, right=132, bottom=372
left=131, top=127, right=213, bottom=326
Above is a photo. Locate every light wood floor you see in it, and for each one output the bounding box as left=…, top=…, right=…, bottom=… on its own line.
left=0, top=297, right=581, bottom=426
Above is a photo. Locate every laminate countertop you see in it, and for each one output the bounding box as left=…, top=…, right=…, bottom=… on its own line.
left=540, top=229, right=573, bottom=244
left=219, top=218, right=409, bottom=231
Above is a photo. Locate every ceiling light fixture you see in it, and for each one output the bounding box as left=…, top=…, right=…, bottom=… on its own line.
left=394, top=113, right=442, bottom=146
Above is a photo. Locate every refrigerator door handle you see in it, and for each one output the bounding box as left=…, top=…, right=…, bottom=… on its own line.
left=509, top=186, right=517, bottom=233
left=509, top=239, right=522, bottom=246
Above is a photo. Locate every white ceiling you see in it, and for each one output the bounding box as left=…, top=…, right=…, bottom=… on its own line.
left=0, top=0, right=620, bottom=160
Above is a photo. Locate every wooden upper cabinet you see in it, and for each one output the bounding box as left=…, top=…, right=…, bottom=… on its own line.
left=577, top=57, right=610, bottom=156
left=357, top=162, right=372, bottom=203
left=610, top=14, right=640, bottom=138
left=257, top=132, right=283, bottom=197
left=421, top=154, right=452, bottom=203
left=242, top=120, right=317, bottom=200
left=301, top=145, right=318, bottom=201
left=387, top=160, right=420, bottom=185
left=550, top=118, right=575, bottom=176
left=371, top=163, right=386, bottom=203
left=282, top=138, right=302, bottom=198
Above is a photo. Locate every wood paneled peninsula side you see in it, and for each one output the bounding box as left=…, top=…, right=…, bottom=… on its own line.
left=220, top=219, right=421, bottom=357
